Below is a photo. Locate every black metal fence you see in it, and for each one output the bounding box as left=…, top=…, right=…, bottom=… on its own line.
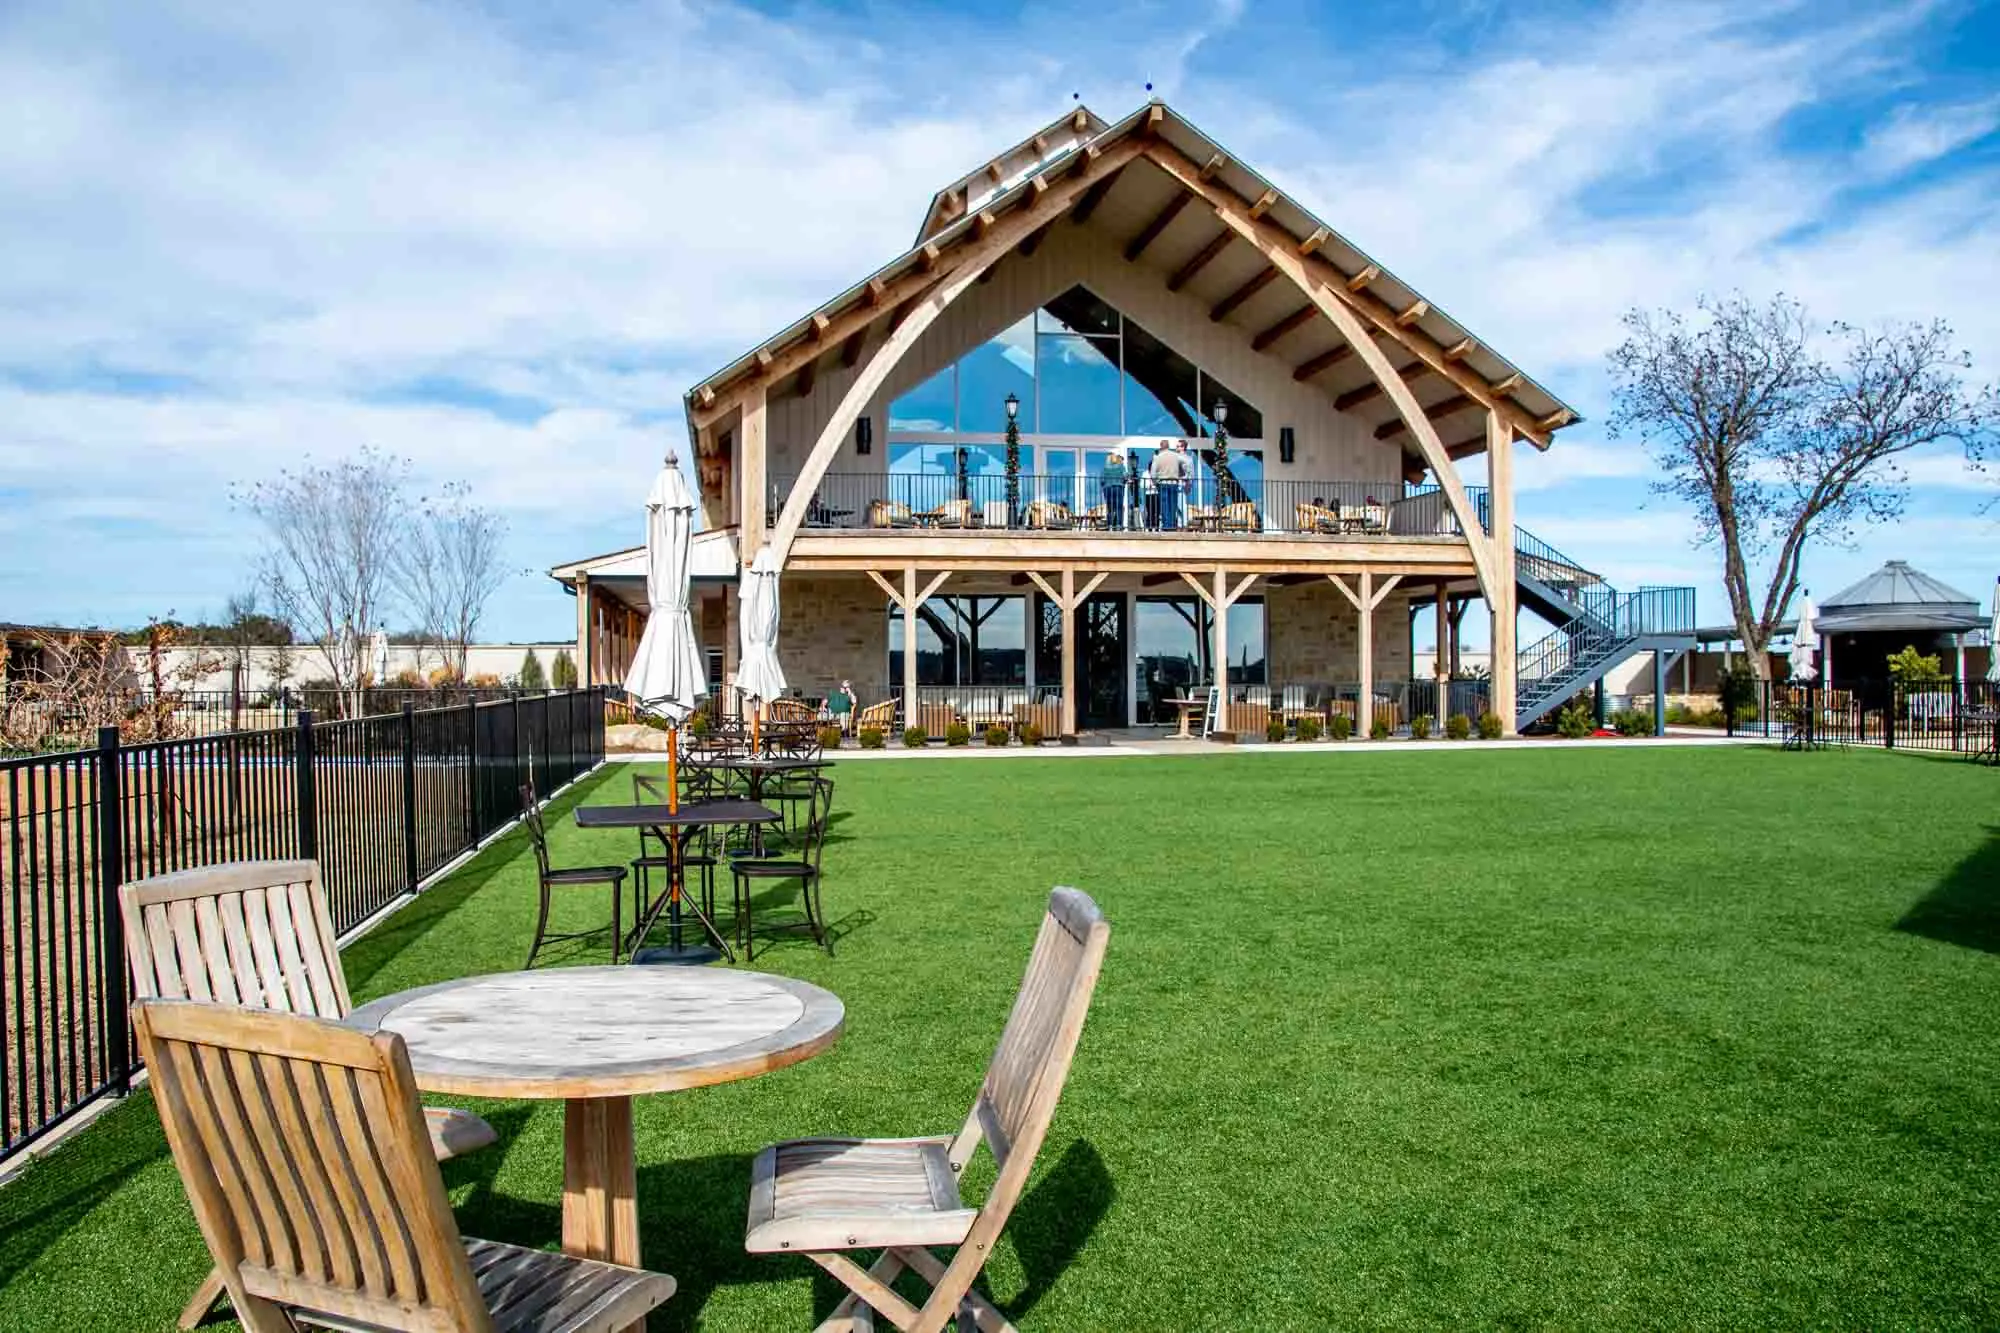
left=1, top=687, right=606, bottom=1162
left=1729, top=679, right=2000, bottom=756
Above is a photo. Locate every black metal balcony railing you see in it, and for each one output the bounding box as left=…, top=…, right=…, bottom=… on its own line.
left=773, top=473, right=1491, bottom=538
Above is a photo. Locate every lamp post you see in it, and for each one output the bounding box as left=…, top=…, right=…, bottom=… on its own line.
left=1211, top=397, right=1235, bottom=503
left=1004, top=391, right=1022, bottom=525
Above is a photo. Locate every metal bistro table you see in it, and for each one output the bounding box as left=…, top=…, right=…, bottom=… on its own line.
left=577, top=799, right=778, bottom=964
left=720, top=754, right=830, bottom=804
left=348, top=967, right=843, bottom=1331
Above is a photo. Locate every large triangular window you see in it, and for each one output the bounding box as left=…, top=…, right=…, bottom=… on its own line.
left=888, top=285, right=1263, bottom=440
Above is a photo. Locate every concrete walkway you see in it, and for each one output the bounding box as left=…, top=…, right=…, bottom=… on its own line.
left=608, top=727, right=1764, bottom=762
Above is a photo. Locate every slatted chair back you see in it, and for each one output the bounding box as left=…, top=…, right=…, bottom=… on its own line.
left=855, top=700, right=895, bottom=732
left=520, top=784, right=553, bottom=882
left=948, top=888, right=1109, bottom=1253
left=766, top=697, right=815, bottom=723
left=123, top=861, right=351, bottom=1019
left=133, top=999, right=492, bottom=1333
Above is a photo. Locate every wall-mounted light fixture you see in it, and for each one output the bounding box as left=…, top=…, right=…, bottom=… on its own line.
left=856, top=415, right=872, bottom=455
left=1279, top=425, right=1295, bottom=464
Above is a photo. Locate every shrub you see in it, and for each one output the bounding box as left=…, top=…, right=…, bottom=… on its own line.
left=1556, top=700, right=1594, bottom=739
left=516, top=649, right=547, bottom=691
left=1410, top=714, right=1433, bottom=740
left=1369, top=718, right=1391, bottom=741
left=1717, top=663, right=1759, bottom=723
left=945, top=721, right=972, bottom=747
left=1328, top=714, right=1353, bottom=741
left=688, top=711, right=711, bottom=739
left=1611, top=707, right=1653, bottom=738
left=1445, top=712, right=1471, bottom=741
left=1886, top=644, right=1945, bottom=685
left=984, top=725, right=1010, bottom=747
left=902, top=725, right=928, bottom=748
left=1478, top=710, right=1503, bottom=740
left=390, top=668, right=425, bottom=690
left=817, top=724, right=844, bottom=750
left=551, top=648, right=577, bottom=690
left=1295, top=715, right=1323, bottom=742
left=467, top=672, right=504, bottom=689
left=858, top=726, right=885, bottom=749
left=1266, top=717, right=1288, bottom=743
left=1020, top=723, right=1044, bottom=746
left=426, top=665, right=462, bottom=688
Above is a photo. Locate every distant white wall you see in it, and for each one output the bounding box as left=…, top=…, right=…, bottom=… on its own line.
left=152, top=643, right=574, bottom=694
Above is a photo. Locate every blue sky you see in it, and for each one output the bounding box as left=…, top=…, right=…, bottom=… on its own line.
left=2, top=0, right=1997, bottom=641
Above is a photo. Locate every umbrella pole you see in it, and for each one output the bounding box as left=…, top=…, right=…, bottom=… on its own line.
left=667, top=725, right=679, bottom=813
left=751, top=702, right=761, bottom=754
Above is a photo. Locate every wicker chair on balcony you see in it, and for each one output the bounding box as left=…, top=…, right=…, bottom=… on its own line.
left=868, top=499, right=914, bottom=529
left=765, top=697, right=815, bottom=723
left=1025, top=499, right=1074, bottom=529
left=1295, top=500, right=1341, bottom=534
left=918, top=498, right=976, bottom=528
left=1220, top=500, right=1261, bottom=533
left=855, top=699, right=896, bottom=734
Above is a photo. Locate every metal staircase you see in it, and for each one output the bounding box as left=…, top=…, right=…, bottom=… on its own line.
left=1512, top=527, right=1696, bottom=729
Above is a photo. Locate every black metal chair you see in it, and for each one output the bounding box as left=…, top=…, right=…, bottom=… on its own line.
left=629, top=772, right=718, bottom=923
left=731, top=777, right=834, bottom=960
left=520, top=783, right=629, bottom=968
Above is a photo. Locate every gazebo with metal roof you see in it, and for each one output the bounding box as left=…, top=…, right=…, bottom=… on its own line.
left=1816, top=560, right=1984, bottom=687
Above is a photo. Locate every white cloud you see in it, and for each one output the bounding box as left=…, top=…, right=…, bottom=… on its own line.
left=1861, top=96, right=2000, bottom=176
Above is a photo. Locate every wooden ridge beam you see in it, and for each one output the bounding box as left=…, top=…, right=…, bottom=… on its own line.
left=1254, top=306, right=1317, bottom=352
left=1124, top=191, right=1191, bottom=261
left=1293, top=344, right=1355, bottom=382
left=1210, top=266, right=1279, bottom=322
left=1167, top=229, right=1232, bottom=292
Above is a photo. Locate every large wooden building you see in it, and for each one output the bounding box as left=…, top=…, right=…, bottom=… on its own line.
left=554, top=101, right=1692, bottom=735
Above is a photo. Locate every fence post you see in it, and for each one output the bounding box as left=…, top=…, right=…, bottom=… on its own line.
left=401, top=702, right=420, bottom=892
left=512, top=691, right=525, bottom=797
left=95, top=726, right=131, bottom=1096
left=464, top=698, right=480, bottom=850
left=295, top=709, right=318, bottom=860
left=1885, top=686, right=1897, bottom=750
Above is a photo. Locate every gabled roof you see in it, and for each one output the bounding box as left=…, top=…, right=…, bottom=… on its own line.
left=549, top=528, right=740, bottom=585
left=914, top=106, right=1111, bottom=244
left=685, top=99, right=1581, bottom=458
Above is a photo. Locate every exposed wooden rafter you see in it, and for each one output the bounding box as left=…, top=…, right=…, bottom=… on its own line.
left=919, top=242, right=941, bottom=272
left=1199, top=152, right=1228, bottom=180
left=1167, top=229, right=1232, bottom=292
left=1297, top=227, right=1329, bottom=256
left=1137, top=140, right=1560, bottom=448
left=1017, top=221, right=1054, bottom=258
left=1124, top=191, right=1191, bottom=261
left=1069, top=165, right=1124, bottom=225
left=839, top=328, right=866, bottom=368
left=1395, top=299, right=1429, bottom=327
left=1247, top=189, right=1278, bottom=221
left=1292, top=344, right=1355, bottom=382
left=1252, top=305, right=1317, bottom=352
left=808, top=313, right=831, bottom=341
left=1209, top=266, right=1279, bottom=322
left=973, top=209, right=997, bottom=239
left=1376, top=393, right=1475, bottom=440
left=1444, top=336, right=1477, bottom=361
left=792, top=358, right=816, bottom=399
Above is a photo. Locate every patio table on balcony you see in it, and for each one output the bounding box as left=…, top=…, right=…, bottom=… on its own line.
left=347, top=966, right=843, bottom=1331
left=577, top=799, right=779, bottom=964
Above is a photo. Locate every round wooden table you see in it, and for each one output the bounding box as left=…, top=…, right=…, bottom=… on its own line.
left=347, top=967, right=843, bottom=1277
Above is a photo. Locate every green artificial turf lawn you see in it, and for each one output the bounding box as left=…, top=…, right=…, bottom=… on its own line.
left=3, top=746, right=1998, bottom=1330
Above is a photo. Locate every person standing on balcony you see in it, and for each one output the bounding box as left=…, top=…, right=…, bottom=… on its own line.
left=1151, top=441, right=1183, bottom=531
left=1100, top=451, right=1127, bottom=530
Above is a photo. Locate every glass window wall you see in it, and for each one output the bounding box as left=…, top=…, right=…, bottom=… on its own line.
left=888, top=596, right=1028, bottom=686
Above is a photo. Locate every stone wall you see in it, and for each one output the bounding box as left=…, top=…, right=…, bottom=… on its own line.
left=776, top=574, right=886, bottom=701
left=1263, top=581, right=1412, bottom=682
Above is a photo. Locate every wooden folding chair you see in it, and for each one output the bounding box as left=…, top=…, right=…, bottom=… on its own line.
left=745, top=888, right=1109, bottom=1332
left=134, top=999, right=676, bottom=1333
left=123, top=860, right=501, bottom=1330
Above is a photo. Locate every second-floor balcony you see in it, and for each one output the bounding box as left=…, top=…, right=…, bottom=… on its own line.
left=774, top=472, right=1491, bottom=541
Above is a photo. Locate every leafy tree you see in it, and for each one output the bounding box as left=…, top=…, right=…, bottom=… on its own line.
left=1885, top=645, right=1945, bottom=685
left=1608, top=294, right=1994, bottom=681
left=517, top=649, right=547, bottom=691
left=551, top=648, right=578, bottom=689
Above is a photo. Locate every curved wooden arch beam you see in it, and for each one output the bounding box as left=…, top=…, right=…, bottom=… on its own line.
left=767, top=140, right=1146, bottom=566
left=1140, top=145, right=1501, bottom=601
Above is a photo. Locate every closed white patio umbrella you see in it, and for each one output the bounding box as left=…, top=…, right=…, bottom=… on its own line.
left=1791, top=594, right=1819, bottom=683
left=370, top=627, right=390, bottom=685
left=1987, top=578, right=2000, bottom=685
left=627, top=455, right=707, bottom=726
left=736, top=548, right=788, bottom=743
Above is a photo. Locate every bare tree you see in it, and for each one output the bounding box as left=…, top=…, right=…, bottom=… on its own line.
left=0, top=630, right=136, bottom=751
left=1609, top=294, right=1995, bottom=680
left=393, top=482, right=508, bottom=681
left=237, top=449, right=410, bottom=716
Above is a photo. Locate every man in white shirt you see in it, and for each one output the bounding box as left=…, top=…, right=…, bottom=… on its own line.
left=1151, top=440, right=1184, bottom=531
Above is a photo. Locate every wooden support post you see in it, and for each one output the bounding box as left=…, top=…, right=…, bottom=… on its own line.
left=1434, top=578, right=1449, bottom=716
left=902, top=567, right=919, bottom=729
left=1059, top=569, right=1078, bottom=736
left=740, top=386, right=767, bottom=561
left=574, top=574, right=593, bottom=689
left=722, top=582, right=741, bottom=717
left=1487, top=409, right=1518, bottom=735
left=1358, top=570, right=1374, bottom=733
